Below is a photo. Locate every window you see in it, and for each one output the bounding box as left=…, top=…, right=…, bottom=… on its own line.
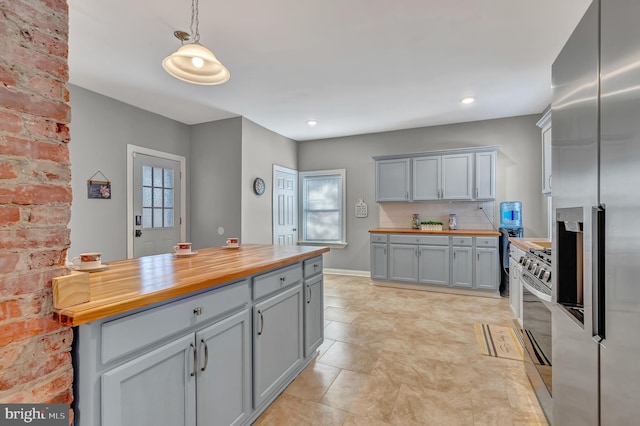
left=142, top=166, right=174, bottom=229
left=299, top=169, right=346, bottom=246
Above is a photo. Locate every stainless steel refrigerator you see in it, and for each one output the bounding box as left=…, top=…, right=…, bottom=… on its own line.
left=551, top=0, right=640, bottom=424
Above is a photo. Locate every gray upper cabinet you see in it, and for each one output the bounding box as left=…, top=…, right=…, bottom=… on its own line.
left=442, top=153, right=473, bottom=200
left=374, top=147, right=497, bottom=202
left=375, top=158, right=410, bottom=202
left=474, top=151, right=496, bottom=200
left=412, top=156, right=441, bottom=200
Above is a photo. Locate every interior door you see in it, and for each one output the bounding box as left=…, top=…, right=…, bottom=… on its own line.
left=273, top=165, right=298, bottom=245
left=133, top=153, right=182, bottom=257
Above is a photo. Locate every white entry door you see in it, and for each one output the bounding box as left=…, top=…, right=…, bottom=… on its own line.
left=273, top=165, right=298, bottom=245
left=128, top=146, right=185, bottom=258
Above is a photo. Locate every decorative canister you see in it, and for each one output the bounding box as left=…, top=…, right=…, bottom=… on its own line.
left=449, top=214, right=458, bottom=230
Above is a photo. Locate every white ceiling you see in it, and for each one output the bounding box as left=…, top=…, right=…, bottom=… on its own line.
left=68, top=0, right=591, bottom=141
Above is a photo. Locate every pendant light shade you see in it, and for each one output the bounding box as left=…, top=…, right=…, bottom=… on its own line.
left=162, top=43, right=230, bottom=85
left=162, top=0, right=230, bottom=85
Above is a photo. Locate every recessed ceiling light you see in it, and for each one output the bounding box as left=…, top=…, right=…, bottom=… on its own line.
left=307, top=120, right=318, bottom=127
left=461, top=97, right=475, bottom=104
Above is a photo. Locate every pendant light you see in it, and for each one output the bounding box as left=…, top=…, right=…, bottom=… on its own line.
left=162, top=0, right=230, bottom=85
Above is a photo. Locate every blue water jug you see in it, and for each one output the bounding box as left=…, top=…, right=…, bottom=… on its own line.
left=500, top=201, right=522, bottom=229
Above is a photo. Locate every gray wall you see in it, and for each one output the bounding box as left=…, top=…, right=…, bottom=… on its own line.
left=241, top=118, right=298, bottom=244
left=190, top=118, right=243, bottom=249
left=69, top=85, right=190, bottom=262
left=298, top=114, right=546, bottom=271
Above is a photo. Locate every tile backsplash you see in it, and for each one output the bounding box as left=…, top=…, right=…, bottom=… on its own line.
left=378, top=201, right=497, bottom=230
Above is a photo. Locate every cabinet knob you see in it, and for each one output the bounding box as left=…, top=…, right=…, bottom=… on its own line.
left=193, top=307, right=203, bottom=315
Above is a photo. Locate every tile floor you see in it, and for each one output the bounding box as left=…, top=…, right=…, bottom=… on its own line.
left=254, top=275, right=548, bottom=426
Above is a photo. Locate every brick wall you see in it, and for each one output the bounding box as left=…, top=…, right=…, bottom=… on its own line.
left=0, top=0, right=74, bottom=415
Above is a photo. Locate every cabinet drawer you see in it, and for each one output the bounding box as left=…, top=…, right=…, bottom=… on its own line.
left=253, top=263, right=303, bottom=300
left=370, top=234, right=389, bottom=243
left=102, top=280, right=250, bottom=364
left=476, top=237, right=498, bottom=248
left=303, top=256, right=323, bottom=278
left=390, top=234, right=449, bottom=246
left=451, top=236, right=472, bottom=246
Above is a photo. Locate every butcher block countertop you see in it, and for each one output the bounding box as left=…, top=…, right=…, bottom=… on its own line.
left=53, top=244, right=329, bottom=327
left=509, top=237, right=551, bottom=251
left=369, top=228, right=501, bottom=236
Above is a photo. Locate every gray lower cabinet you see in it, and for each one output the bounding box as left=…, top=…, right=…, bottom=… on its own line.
left=304, top=275, right=323, bottom=356
left=373, top=234, right=499, bottom=292
left=418, top=245, right=449, bottom=286
left=101, top=309, right=251, bottom=426
left=475, top=247, right=499, bottom=290
left=370, top=243, right=389, bottom=280
left=102, top=333, right=196, bottom=426
left=451, top=246, right=473, bottom=288
left=389, top=244, right=419, bottom=282
left=196, top=310, right=252, bottom=426
left=253, top=284, right=303, bottom=408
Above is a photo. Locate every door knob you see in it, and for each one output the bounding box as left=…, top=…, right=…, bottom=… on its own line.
left=135, top=230, right=142, bottom=237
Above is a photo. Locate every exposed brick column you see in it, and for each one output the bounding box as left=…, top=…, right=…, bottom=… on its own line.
left=0, top=0, right=74, bottom=415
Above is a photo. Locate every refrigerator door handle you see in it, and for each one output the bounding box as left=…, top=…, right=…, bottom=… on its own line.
left=592, top=205, right=606, bottom=344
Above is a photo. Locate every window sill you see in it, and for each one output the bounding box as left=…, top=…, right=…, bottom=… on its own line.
left=298, top=241, right=348, bottom=249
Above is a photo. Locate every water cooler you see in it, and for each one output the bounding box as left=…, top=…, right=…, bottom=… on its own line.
left=498, top=201, right=523, bottom=297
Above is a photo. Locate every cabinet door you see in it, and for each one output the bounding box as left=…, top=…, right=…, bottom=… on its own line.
left=370, top=242, right=388, bottom=280
left=474, top=151, right=496, bottom=200
left=412, top=156, right=441, bottom=200
left=475, top=248, right=499, bottom=290
left=442, top=154, right=473, bottom=200
left=102, top=334, right=196, bottom=426
left=375, top=158, right=410, bottom=202
left=418, top=245, right=450, bottom=286
left=451, top=246, right=473, bottom=288
left=542, top=126, right=552, bottom=195
left=253, top=284, right=303, bottom=407
left=196, top=310, right=251, bottom=426
left=389, top=244, right=419, bottom=283
left=304, top=275, right=324, bottom=357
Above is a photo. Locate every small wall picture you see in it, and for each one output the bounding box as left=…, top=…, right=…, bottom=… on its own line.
left=87, top=180, right=111, bottom=199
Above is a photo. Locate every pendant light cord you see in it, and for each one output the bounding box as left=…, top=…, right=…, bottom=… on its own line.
left=190, top=0, right=200, bottom=43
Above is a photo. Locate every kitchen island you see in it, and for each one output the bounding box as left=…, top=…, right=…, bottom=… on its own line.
left=57, top=244, right=328, bottom=426
left=369, top=228, right=500, bottom=293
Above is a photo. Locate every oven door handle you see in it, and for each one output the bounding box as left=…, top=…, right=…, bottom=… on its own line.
left=592, top=205, right=606, bottom=344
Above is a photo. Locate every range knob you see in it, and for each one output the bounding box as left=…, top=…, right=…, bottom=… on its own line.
left=542, top=270, right=551, bottom=282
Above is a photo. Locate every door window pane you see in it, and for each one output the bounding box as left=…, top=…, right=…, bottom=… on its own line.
left=142, top=166, right=175, bottom=229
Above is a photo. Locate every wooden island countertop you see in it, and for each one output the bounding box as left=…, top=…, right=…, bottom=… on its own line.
left=369, top=228, right=500, bottom=236
left=54, top=244, right=329, bottom=327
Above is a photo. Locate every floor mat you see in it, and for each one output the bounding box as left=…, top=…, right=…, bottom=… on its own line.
left=474, top=323, right=524, bottom=361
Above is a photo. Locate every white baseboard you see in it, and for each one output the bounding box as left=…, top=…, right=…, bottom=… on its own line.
left=323, top=268, right=370, bottom=277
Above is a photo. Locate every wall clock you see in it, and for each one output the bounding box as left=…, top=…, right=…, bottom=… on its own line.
left=253, top=177, right=266, bottom=195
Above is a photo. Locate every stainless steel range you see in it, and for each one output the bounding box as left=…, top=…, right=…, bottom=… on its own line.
left=519, top=248, right=553, bottom=423
left=520, top=248, right=552, bottom=302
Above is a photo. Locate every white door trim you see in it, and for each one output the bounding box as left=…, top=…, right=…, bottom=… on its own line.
left=127, top=144, right=186, bottom=258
